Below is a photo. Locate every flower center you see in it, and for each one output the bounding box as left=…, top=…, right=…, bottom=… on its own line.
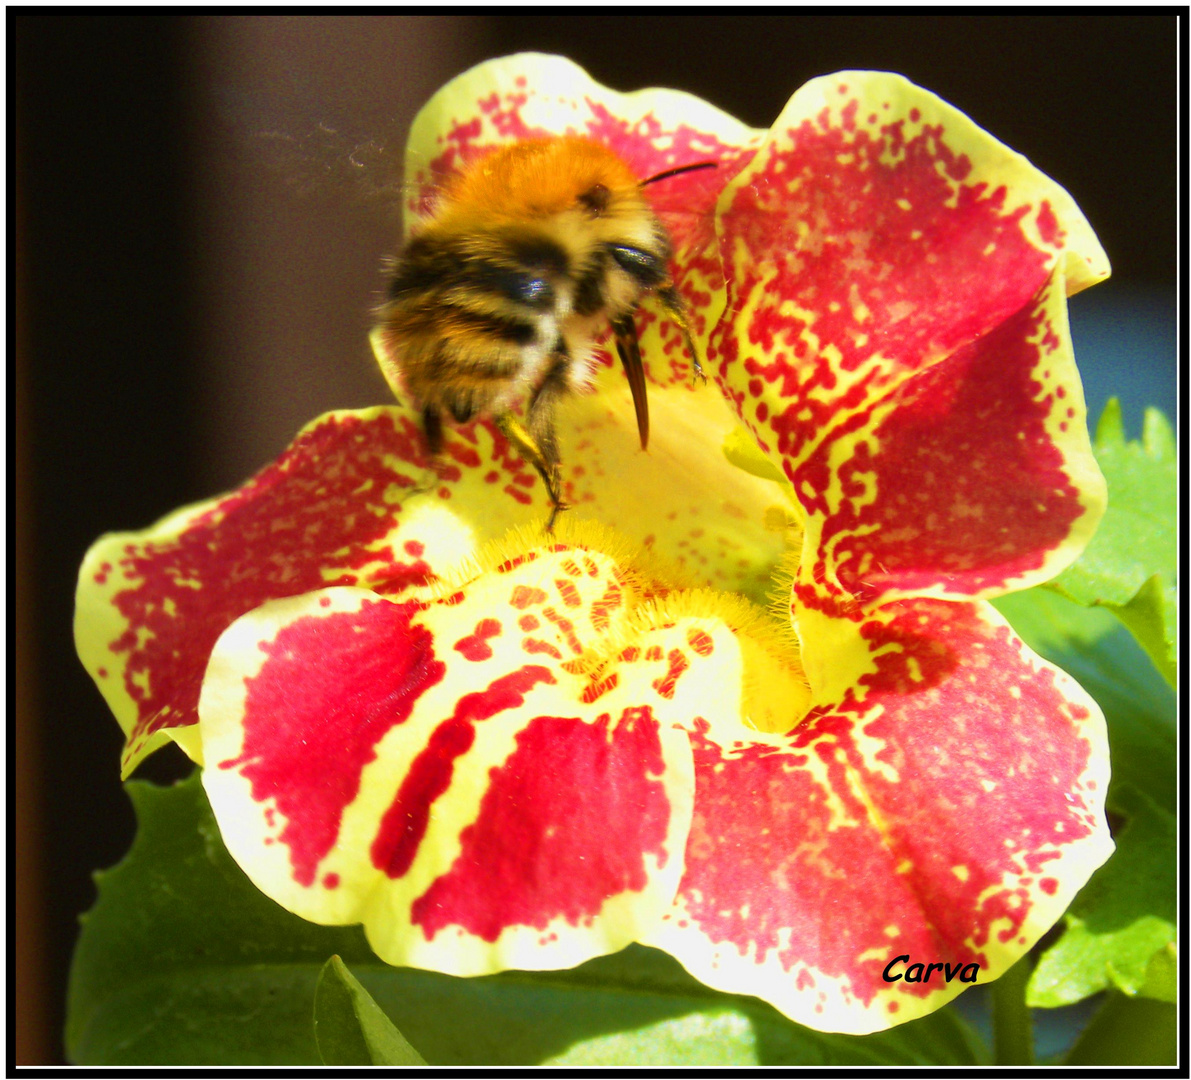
left=436, top=518, right=812, bottom=738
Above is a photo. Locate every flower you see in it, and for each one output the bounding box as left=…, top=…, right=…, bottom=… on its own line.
left=76, top=55, right=1113, bottom=1035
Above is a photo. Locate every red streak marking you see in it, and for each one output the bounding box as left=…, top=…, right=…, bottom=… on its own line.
left=687, top=628, right=715, bottom=656
left=581, top=671, right=619, bottom=703
left=554, top=578, right=582, bottom=608
left=504, top=484, right=533, bottom=505
left=523, top=636, right=563, bottom=659
left=560, top=558, right=583, bottom=577
left=454, top=617, right=503, bottom=661
left=510, top=585, right=547, bottom=609
left=403, top=540, right=425, bottom=558
left=518, top=614, right=540, bottom=631
left=646, top=645, right=664, bottom=662
left=221, top=599, right=444, bottom=887
left=651, top=648, right=690, bottom=700
left=542, top=606, right=584, bottom=655
left=410, top=706, right=672, bottom=941
left=445, top=441, right=481, bottom=468
left=589, top=582, right=623, bottom=632
left=371, top=664, right=556, bottom=879
left=369, top=554, right=434, bottom=596
left=1036, top=201, right=1060, bottom=245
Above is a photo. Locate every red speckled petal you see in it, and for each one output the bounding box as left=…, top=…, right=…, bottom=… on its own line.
left=199, top=547, right=695, bottom=976
left=643, top=598, right=1111, bottom=1033
left=709, top=72, right=1108, bottom=598
left=792, top=263, right=1106, bottom=610
left=75, top=408, right=448, bottom=775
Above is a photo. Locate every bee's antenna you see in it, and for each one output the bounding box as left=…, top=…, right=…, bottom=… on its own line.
left=640, top=160, right=718, bottom=187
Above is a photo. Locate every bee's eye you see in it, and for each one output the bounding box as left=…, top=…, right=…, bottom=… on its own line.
left=511, top=274, right=554, bottom=307
left=607, top=244, right=665, bottom=287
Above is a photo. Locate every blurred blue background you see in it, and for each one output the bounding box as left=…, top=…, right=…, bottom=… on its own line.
left=1069, top=287, right=1177, bottom=437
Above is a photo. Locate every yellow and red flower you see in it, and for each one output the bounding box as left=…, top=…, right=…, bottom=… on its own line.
left=76, top=55, right=1112, bottom=1034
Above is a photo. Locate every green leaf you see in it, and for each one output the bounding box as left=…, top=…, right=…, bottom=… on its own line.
left=1103, top=573, right=1178, bottom=689
left=1136, top=943, right=1177, bottom=1004
left=1028, top=787, right=1175, bottom=1007
left=1047, top=399, right=1177, bottom=685
left=66, top=773, right=373, bottom=1065
left=357, top=948, right=988, bottom=1067
left=992, top=588, right=1175, bottom=811
left=68, top=773, right=990, bottom=1065
left=314, top=956, right=426, bottom=1065
left=992, top=587, right=1175, bottom=1014
left=1061, top=992, right=1177, bottom=1066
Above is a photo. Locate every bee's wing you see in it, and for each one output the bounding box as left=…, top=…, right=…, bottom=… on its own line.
left=216, top=90, right=416, bottom=226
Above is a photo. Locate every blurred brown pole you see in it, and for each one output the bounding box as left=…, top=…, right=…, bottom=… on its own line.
left=190, top=15, right=492, bottom=492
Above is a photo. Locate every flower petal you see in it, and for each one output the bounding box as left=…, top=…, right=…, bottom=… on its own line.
left=793, top=262, right=1106, bottom=609
left=75, top=408, right=446, bottom=775
left=644, top=597, right=1112, bottom=1033
left=555, top=383, right=796, bottom=605
left=710, top=71, right=1108, bottom=602
left=200, top=546, right=696, bottom=976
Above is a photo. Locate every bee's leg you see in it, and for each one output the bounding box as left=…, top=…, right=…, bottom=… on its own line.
left=527, top=357, right=569, bottom=465
left=611, top=314, right=650, bottom=451
left=400, top=404, right=448, bottom=496
left=526, top=357, right=576, bottom=531
left=421, top=403, right=444, bottom=456
left=496, top=410, right=568, bottom=533
left=657, top=285, right=706, bottom=384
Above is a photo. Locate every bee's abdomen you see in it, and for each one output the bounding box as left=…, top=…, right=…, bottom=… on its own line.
left=378, top=234, right=565, bottom=419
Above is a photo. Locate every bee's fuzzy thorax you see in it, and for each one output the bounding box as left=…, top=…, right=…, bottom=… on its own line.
left=438, top=136, right=643, bottom=223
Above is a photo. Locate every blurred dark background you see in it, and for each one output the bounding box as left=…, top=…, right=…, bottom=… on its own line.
left=14, top=14, right=1178, bottom=1064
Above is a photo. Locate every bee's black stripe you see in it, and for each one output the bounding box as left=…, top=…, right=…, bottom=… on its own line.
left=386, top=236, right=467, bottom=299
left=571, top=253, right=608, bottom=317
left=436, top=304, right=538, bottom=345
left=502, top=236, right=570, bottom=277
left=389, top=235, right=568, bottom=311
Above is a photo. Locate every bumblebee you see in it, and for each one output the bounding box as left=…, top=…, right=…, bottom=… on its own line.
left=373, top=135, right=710, bottom=529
